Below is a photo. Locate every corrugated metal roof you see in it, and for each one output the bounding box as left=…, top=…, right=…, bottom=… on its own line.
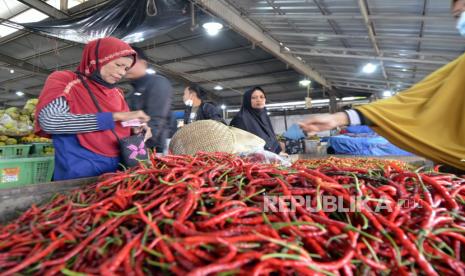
left=0, top=0, right=461, bottom=109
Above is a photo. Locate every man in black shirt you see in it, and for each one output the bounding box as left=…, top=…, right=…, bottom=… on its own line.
left=182, top=85, right=225, bottom=124
left=126, top=47, right=173, bottom=153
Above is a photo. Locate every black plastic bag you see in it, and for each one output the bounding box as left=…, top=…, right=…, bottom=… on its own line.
left=22, top=0, right=191, bottom=43
left=119, top=133, right=149, bottom=168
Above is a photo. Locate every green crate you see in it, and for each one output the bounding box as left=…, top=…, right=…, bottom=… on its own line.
left=0, top=156, right=54, bottom=189
left=0, top=145, right=32, bottom=159
left=29, top=143, right=54, bottom=157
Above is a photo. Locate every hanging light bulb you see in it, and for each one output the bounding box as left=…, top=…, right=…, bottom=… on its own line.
left=202, top=22, right=223, bottom=36
left=362, top=63, right=377, bottom=74
left=382, top=90, right=392, bottom=97
left=299, top=79, right=311, bottom=87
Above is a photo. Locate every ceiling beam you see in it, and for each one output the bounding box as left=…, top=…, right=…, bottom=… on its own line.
left=249, top=14, right=452, bottom=21
left=140, top=33, right=206, bottom=50
left=272, top=32, right=465, bottom=43
left=195, top=0, right=329, bottom=87
left=0, top=53, right=51, bottom=76
left=311, top=0, right=352, bottom=49
left=17, top=0, right=68, bottom=19
left=158, top=45, right=252, bottom=66
left=326, top=76, right=416, bottom=86
left=226, top=80, right=301, bottom=92
left=221, top=89, right=312, bottom=100
left=286, top=45, right=459, bottom=60
left=357, top=0, right=389, bottom=89
left=287, top=50, right=449, bottom=65
left=413, top=0, right=429, bottom=82
left=185, top=58, right=277, bottom=74
left=68, top=0, right=111, bottom=15
left=332, top=81, right=385, bottom=92
left=197, top=69, right=295, bottom=84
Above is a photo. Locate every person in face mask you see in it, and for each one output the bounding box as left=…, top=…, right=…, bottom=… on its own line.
left=182, top=85, right=225, bottom=125
left=298, top=0, right=465, bottom=173
left=35, top=37, right=151, bottom=180
left=454, top=0, right=465, bottom=35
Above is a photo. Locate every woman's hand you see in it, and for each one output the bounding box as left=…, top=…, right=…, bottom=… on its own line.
left=132, top=125, right=152, bottom=142
left=298, top=112, right=349, bottom=136
left=113, top=110, right=150, bottom=123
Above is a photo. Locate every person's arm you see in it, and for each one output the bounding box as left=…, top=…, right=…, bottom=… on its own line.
left=346, top=109, right=373, bottom=126
left=39, top=97, right=114, bottom=134
left=143, top=76, right=173, bottom=142
left=298, top=109, right=373, bottom=135
left=39, top=97, right=150, bottom=134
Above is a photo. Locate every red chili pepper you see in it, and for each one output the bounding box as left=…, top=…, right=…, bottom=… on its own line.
left=100, top=234, right=141, bottom=274
left=2, top=238, right=65, bottom=275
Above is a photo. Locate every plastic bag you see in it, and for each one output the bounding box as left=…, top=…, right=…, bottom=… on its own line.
left=22, top=0, right=191, bottom=43
left=238, top=149, right=292, bottom=167
left=0, top=113, right=33, bottom=137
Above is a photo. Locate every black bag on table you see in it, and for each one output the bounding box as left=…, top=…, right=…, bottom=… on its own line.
left=285, top=138, right=305, bottom=155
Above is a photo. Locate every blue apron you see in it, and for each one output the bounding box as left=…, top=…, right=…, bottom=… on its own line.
left=52, top=134, right=120, bottom=181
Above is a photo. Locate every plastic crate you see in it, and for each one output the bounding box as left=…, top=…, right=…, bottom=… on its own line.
left=0, top=156, right=54, bottom=189
left=29, top=143, right=54, bottom=157
left=0, top=145, right=32, bottom=159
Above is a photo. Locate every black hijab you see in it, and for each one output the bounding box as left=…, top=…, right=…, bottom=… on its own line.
left=230, top=87, right=281, bottom=153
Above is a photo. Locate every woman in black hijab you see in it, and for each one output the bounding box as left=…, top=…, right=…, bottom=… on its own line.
left=230, top=87, right=281, bottom=154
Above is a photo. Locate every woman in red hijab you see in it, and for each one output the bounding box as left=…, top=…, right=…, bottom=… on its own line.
left=35, top=37, right=151, bottom=180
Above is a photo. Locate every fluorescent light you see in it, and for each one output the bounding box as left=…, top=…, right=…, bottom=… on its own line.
left=267, top=112, right=271, bottom=115
left=220, top=104, right=226, bottom=110
left=299, top=79, right=311, bottom=87
left=202, top=22, right=223, bottom=36
left=145, top=68, right=155, bottom=74
left=9, top=69, right=14, bottom=74
left=284, top=47, right=290, bottom=51
left=266, top=101, right=305, bottom=108
left=383, top=90, right=392, bottom=97
left=402, top=68, right=408, bottom=72
left=362, top=63, right=377, bottom=74
left=226, top=97, right=369, bottom=113
left=214, top=85, right=223, bottom=91
left=297, top=56, right=302, bottom=61
left=134, top=92, right=142, bottom=96
left=16, top=91, right=24, bottom=97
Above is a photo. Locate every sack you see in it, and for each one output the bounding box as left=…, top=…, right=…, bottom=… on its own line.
left=119, top=134, right=149, bottom=168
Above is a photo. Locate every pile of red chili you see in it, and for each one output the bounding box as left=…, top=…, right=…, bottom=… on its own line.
left=294, top=156, right=411, bottom=171
left=0, top=153, right=464, bottom=275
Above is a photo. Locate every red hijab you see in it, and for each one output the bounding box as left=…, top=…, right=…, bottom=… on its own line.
left=35, top=37, right=136, bottom=157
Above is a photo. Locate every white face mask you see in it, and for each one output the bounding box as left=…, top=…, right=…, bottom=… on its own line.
left=184, top=99, right=193, bottom=106
left=457, top=12, right=465, bottom=37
